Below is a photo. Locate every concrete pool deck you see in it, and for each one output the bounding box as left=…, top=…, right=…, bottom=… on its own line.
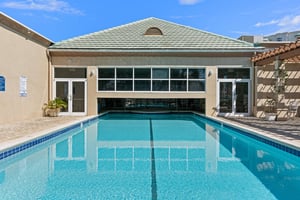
left=0, top=116, right=89, bottom=151
left=217, top=116, right=300, bottom=150
left=0, top=115, right=299, bottom=151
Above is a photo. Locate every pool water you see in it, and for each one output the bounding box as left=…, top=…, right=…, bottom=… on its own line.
left=0, top=113, right=299, bottom=199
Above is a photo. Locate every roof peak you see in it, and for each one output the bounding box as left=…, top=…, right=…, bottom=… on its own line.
left=50, top=17, right=257, bottom=51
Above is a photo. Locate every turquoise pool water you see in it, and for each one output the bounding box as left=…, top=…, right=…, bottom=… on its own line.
left=0, top=113, right=299, bottom=199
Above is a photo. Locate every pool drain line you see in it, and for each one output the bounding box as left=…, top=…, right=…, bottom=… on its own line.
left=149, top=118, right=157, bottom=200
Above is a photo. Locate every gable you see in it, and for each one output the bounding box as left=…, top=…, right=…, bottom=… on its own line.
left=50, top=17, right=257, bottom=52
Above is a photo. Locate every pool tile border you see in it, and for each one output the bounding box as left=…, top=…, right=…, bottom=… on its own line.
left=196, top=113, right=300, bottom=157
left=0, top=116, right=101, bottom=161
left=1, top=112, right=300, bottom=161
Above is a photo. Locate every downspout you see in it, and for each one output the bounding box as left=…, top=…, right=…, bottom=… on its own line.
left=253, top=62, right=257, bottom=117
left=46, top=49, right=51, bottom=101
left=252, top=51, right=258, bottom=117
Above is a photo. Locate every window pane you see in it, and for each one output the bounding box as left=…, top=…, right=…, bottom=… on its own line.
left=117, top=68, right=133, bottom=78
left=55, top=68, right=86, bottom=78
left=218, top=68, right=250, bottom=79
left=116, top=80, right=133, bottom=91
left=135, top=68, right=151, bottom=78
left=171, top=80, right=187, bottom=91
left=134, top=80, right=151, bottom=91
left=171, top=68, right=187, bottom=79
left=188, top=81, right=205, bottom=91
left=98, top=68, right=115, bottom=78
left=152, top=80, right=169, bottom=91
left=152, top=68, right=169, bottom=79
left=189, top=69, right=205, bottom=79
left=98, top=80, right=115, bottom=91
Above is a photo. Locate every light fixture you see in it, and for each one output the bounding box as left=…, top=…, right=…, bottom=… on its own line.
left=90, top=69, right=96, bottom=77
left=208, top=70, right=213, bottom=77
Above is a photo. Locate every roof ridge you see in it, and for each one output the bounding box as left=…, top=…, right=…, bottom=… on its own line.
left=153, top=17, right=254, bottom=47
left=53, top=17, right=156, bottom=45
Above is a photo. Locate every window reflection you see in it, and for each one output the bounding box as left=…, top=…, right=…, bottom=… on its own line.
left=170, top=80, right=187, bottom=91
left=188, top=81, right=205, bottom=91
left=98, top=80, right=114, bottom=91
left=153, top=68, right=169, bottom=79
left=153, top=80, right=169, bottom=91
left=134, top=80, right=151, bottom=91
left=171, top=68, right=187, bottom=79
left=116, top=80, right=133, bottom=91
left=117, top=68, right=133, bottom=78
left=135, top=68, right=151, bottom=78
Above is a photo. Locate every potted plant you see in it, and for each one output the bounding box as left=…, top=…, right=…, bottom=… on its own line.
left=43, top=98, right=67, bottom=117
left=264, top=97, right=277, bottom=121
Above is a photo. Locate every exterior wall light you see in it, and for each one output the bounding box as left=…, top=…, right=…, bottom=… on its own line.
left=208, top=70, right=213, bottom=77
left=90, top=69, right=96, bottom=77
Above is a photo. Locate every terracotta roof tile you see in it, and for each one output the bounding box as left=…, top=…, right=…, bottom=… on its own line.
left=252, top=40, right=300, bottom=63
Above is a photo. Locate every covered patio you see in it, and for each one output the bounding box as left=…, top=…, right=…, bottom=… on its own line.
left=252, top=40, right=300, bottom=120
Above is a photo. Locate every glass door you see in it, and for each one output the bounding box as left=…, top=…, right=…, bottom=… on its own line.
left=219, top=81, right=233, bottom=113
left=55, top=80, right=86, bottom=115
left=236, top=82, right=249, bottom=113
left=218, top=80, right=249, bottom=116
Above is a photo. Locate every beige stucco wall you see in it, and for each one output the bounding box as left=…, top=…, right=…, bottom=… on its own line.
left=52, top=55, right=252, bottom=116
left=0, top=26, right=49, bottom=124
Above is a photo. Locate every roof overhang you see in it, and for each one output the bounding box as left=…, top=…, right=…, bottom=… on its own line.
left=48, top=48, right=259, bottom=57
left=0, top=12, right=53, bottom=47
left=252, top=41, right=300, bottom=66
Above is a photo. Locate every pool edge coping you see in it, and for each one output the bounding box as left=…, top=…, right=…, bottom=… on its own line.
left=1, top=112, right=299, bottom=160
left=200, top=114, right=300, bottom=152
left=0, top=115, right=99, bottom=153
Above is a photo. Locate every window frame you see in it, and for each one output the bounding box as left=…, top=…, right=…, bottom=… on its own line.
left=97, top=66, right=206, bottom=92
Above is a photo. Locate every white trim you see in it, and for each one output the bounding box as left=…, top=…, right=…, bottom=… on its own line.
left=97, top=66, right=206, bottom=93
left=53, top=78, right=87, bottom=116
left=217, top=79, right=250, bottom=117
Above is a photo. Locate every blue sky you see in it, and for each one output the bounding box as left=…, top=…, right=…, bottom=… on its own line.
left=1, top=0, right=300, bottom=42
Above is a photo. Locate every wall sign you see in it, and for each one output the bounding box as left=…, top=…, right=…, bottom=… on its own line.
left=19, top=76, right=27, bottom=97
left=0, top=76, right=5, bottom=92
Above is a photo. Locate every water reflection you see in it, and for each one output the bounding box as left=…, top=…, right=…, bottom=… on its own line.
left=0, top=116, right=299, bottom=199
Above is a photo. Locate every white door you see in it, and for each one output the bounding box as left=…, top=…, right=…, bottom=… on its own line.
left=218, top=80, right=250, bottom=116
left=54, top=79, right=87, bottom=115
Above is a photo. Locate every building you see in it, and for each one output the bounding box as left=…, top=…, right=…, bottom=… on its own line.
left=1, top=13, right=262, bottom=123
left=0, top=12, right=52, bottom=123
left=48, top=17, right=260, bottom=117
left=239, top=31, right=300, bottom=50
left=266, top=31, right=300, bottom=42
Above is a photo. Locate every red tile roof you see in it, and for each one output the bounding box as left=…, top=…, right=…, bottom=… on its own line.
left=252, top=40, right=300, bottom=65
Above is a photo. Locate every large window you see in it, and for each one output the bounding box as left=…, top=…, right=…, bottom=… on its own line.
left=98, top=67, right=206, bottom=92
left=98, top=98, right=205, bottom=113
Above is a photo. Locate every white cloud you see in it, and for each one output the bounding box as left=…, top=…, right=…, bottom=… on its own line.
left=1, top=0, right=83, bottom=15
left=255, top=20, right=279, bottom=27
left=179, top=0, right=202, bottom=5
left=256, top=15, right=300, bottom=28
left=255, top=15, right=300, bottom=33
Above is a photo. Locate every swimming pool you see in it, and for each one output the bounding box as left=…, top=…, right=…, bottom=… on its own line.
left=0, top=112, right=299, bottom=199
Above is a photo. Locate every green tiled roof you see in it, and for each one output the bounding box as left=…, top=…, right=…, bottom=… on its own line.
left=50, top=17, right=256, bottom=51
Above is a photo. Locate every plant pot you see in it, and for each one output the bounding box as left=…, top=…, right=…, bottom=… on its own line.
left=46, top=108, right=60, bottom=117
left=265, top=113, right=277, bottom=121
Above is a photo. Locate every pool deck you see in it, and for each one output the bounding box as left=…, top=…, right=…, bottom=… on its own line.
left=216, top=116, right=300, bottom=150
left=0, top=115, right=299, bottom=151
left=0, top=116, right=90, bottom=151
